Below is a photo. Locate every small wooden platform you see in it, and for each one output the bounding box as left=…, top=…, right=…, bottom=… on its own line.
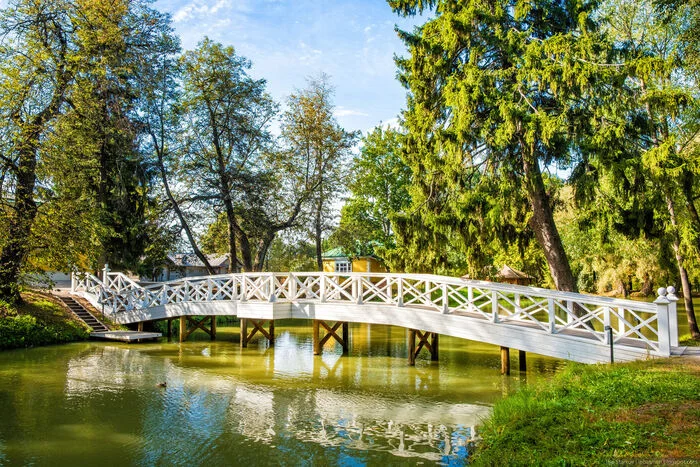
left=90, top=331, right=162, bottom=342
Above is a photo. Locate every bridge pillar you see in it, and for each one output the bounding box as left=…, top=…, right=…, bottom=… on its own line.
left=408, top=329, right=439, bottom=365
left=312, top=320, right=349, bottom=355
left=518, top=350, right=527, bottom=372
left=240, top=318, right=275, bottom=348
left=501, top=347, right=511, bottom=375
left=179, top=316, right=216, bottom=342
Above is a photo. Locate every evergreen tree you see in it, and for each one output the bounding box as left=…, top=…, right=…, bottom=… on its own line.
left=389, top=0, right=614, bottom=290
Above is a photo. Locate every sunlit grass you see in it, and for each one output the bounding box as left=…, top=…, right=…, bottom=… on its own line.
left=471, top=359, right=700, bottom=465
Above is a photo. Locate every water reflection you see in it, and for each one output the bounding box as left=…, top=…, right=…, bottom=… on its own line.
left=0, top=322, right=563, bottom=465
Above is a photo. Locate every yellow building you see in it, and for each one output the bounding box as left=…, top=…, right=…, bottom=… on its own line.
left=321, top=247, right=386, bottom=273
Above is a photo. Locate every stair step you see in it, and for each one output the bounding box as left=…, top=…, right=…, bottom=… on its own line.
left=59, top=297, right=109, bottom=333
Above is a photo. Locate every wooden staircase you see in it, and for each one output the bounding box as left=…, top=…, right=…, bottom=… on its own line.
left=60, top=296, right=109, bottom=332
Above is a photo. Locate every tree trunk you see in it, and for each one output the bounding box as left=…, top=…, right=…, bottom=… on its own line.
left=223, top=201, right=239, bottom=273
left=0, top=148, right=38, bottom=304
left=314, top=202, right=323, bottom=271
left=253, top=232, right=276, bottom=272
left=236, top=225, right=253, bottom=272
left=153, top=144, right=215, bottom=275
left=667, top=194, right=700, bottom=338
left=521, top=152, right=577, bottom=292
left=681, top=169, right=700, bottom=254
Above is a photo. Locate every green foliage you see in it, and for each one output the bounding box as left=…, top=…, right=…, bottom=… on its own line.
left=472, top=360, right=700, bottom=465
left=388, top=0, right=615, bottom=289
left=265, top=237, right=318, bottom=272
left=330, top=126, right=411, bottom=261
left=0, top=293, right=88, bottom=350
left=280, top=74, right=358, bottom=270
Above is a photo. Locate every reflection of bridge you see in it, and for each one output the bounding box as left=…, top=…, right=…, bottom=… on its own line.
left=72, top=267, right=680, bottom=367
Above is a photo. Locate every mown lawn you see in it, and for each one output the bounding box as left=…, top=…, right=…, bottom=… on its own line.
left=471, top=358, right=700, bottom=465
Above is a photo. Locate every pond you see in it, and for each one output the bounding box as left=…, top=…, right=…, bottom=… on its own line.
left=0, top=321, right=562, bottom=466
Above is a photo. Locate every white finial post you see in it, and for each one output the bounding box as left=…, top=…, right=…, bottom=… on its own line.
left=666, top=286, right=679, bottom=347
left=654, top=287, right=671, bottom=356
left=102, top=264, right=110, bottom=287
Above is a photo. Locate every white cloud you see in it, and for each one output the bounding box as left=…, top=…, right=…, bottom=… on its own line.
left=173, top=0, right=231, bottom=23
left=334, top=107, right=369, bottom=118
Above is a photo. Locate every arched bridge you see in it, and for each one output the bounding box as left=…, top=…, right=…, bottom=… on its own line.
left=71, top=269, right=680, bottom=365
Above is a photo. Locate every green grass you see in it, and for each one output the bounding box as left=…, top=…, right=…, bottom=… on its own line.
left=471, top=359, right=700, bottom=465
left=0, top=291, right=89, bottom=350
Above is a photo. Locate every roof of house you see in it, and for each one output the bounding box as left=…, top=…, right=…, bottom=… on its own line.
left=321, top=247, right=347, bottom=259
left=167, top=253, right=229, bottom=268
left=496, top=265, right=534, bottom=280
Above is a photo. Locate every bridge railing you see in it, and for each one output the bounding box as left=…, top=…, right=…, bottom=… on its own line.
left=71, top=270, right=679, bottom=356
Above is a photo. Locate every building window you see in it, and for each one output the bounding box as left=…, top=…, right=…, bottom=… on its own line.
left=335, top=260, right=351, bottom=273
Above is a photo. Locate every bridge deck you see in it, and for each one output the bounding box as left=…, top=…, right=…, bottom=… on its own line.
left=71, top=271, right=679, bottom=364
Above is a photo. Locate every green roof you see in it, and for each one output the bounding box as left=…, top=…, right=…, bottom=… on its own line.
left=321, top=247, right=347, bottom=259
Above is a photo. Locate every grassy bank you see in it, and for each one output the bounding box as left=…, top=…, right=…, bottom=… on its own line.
left=0, top=291, right=89, bottom=350
left=471, top=359, right=700, bottom=465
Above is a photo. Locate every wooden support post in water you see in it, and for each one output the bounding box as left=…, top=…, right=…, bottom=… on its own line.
left=408, top=329, right=439, bottom=365
left=342, top=322, right=349, bottom=354
left=431, top=333, right=439, bottom=361
left=179, top=316, right=186, bottom=343
left=313, top=320, right=320, bottom=355
left=179, top=316, right=216, bottom=342
left=167, top=318, right=172, bottom=342
left=210, top=316, right=216, bottom=341
left=501, top=346, right=511, bottom=375
left=519, top=350, right=527, bottom=372
left=137, top=322, right=143, bottom=332
left=314, top=320, right=348, bottom=356
left=240, top=318, right=248, bottom=348
left=240, top=319, right=274, bottom=348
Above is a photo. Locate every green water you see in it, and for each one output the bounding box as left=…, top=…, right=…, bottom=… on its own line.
left=0, top=321, right=562, bottom=466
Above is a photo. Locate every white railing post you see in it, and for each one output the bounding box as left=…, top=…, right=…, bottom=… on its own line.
left=654, top=287, right=671, bottom=356
left=666, top=286, right=679, bottom=348
left=604, top=307, right=611, bottom=344
left=320, top=274, right=326, bottom=302
left=268, top=274, right=276, bottom=303
left=397, top=278, right=404, bottom=307
left=442, top=283, right=448, bottom=314
left=468, top=286, right=474, bottom=313
left=184, top=280, right=190, bottom=302
left=514, top=293, right=521, bottom=317
left=617, top=307, right=626, bottom=335
left=567, top=301, right=574, bottom=324
left=548, top=298, right=556, bottom=333
left=70, top=271, right=77, bottom=293
left=241, top=275, right=247, bottom=301
left=102, top=264, right=110, bottom=288
left=491, top=290, right=499, bottom=323
left=289, top=273, right=297, bottom=299
left=356, top=276, right=363, bottom=305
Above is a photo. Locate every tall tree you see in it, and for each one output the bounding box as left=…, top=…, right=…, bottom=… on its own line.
left=280, top=75, right=357, bottom=270
left=0, top=0, right=72, bottom=303
left=599, top=0, right=700, bottom=336
left=330, top=126, right=411, bottom=260
left=135, top=25, right=216, bottom=274
left=179, top=39, right=277, bottom=272
left=389, top=0, right=613, bottom=291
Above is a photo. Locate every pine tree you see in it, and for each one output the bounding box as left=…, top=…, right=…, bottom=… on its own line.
left=389, top=0, right=616, bottom=290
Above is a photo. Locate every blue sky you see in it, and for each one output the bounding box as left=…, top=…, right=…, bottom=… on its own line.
left=153, top=0, right=426, bottom=134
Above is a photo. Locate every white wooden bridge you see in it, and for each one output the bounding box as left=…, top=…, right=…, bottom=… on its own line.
left=71, top=267, right=680, bottom=366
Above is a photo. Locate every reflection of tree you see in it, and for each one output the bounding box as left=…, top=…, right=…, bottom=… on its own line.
left=59, top=344, right=489, bottom=463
